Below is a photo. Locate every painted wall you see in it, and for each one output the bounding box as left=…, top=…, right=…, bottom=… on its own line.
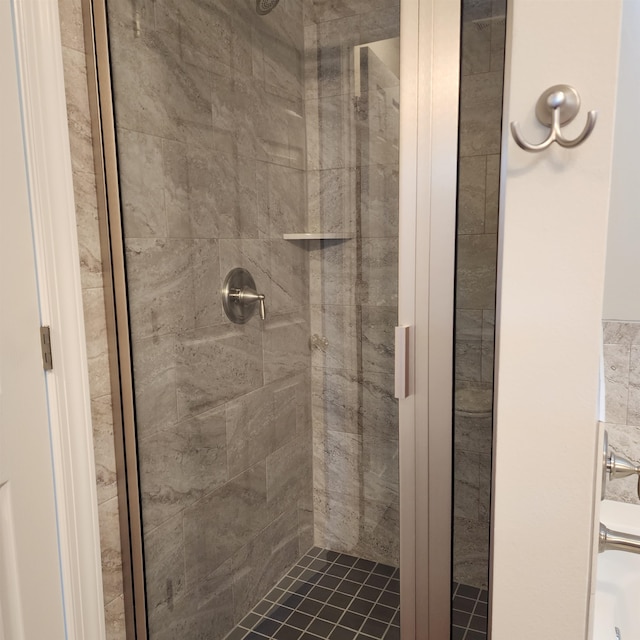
left=603, top=0, right=640, bottom=322
left=492, top=1, right=622, bottom=639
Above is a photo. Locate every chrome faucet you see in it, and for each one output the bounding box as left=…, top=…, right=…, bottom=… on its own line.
left=599, top=522, right=640, bottom=555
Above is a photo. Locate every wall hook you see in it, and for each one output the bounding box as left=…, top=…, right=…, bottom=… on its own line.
left=510, top=84, right=597, bottom=152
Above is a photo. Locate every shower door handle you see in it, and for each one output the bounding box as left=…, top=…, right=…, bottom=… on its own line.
left=395, top=326, right=411, bottom=399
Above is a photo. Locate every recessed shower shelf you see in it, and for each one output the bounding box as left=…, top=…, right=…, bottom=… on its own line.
left=282, top=233, right=353, bottom=241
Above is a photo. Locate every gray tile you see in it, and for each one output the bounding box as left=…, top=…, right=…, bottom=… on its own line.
left=306, top=94, right=355, bottom=170
left=456, top=340, right=483, bottom=382
left=131, top=333, right=177, bottom=439
left=456, top=310, right=483, bottom=343
left=490, top=15, right=506, bottom=72
left=309, top=240, right=358, bottom=306
left=232, top=510, right=300, bottom=623
left=360, top=164, right=399, bottom=239
left=461, top=20, right=491, bottom=76
left=359, top=5, right=400, bottom=43
left=138, top=407, right=228, bottom=529
left=104, top=595, right=126, bottom=640
left=456, top=234, right=497, bottom=309
left=359, top=238, right=398, bottom=307
left=455, top=381, right=493, bottom=418
left=270, top=239, right=309, bottom=315
left=125, top=238, right=195, bottom=339
left=117, top=128, right=167, bottom=239
left=226, top=385, right=276, bottom=478
left=307, top=168, right=357, bottom=234
left=459, top=103, right=503, bottom=158
left=312, top=367, right=360, bottom=435
left=82, top=287, right=111, bottom=399
left=99, top=497, right=124, bottom=606
left=176, top=323, right=263, bottom=420
left=58, top=0, right=85, bottom=52
left=263, top=311, right=310, bottom=384
left=484, top=155, right=500, bottom=233
left=311, top=305, right=358, bottom=371
left=454, top=450, right=480, bottom=520
left=193, top=239, right=225, bottom=328
left=627, top=346, right=640, bottom=426
left=361, top=372, right=398, bottom=442
left=458, top=156, right=487, bottom=235
left=263, top=163, right=306, bottom=237
left=314, top=430, right=362, bottom=498
left=362, top=433, right=399, bottom=507
left=73, top=169, right=103, bottom=290
left=144, top=513, right=186, bottom=620
left=183, top=464, right=270, bottom=587
left=273, top=377, right=302, bottom=447
left=453, top=516, right=490, bottom=589
left=267, top=436, right=311, bottom=516
left=603, top=321, right=640, bottom=346
left=361, top=306, right=396, bottom=374
left=92, top=395, right=118, bottom=505
left=478, top=454, right=492, bottom=522
left=603, top=343, right=630, bottom=425
left=454, top=415, right=493, bottom=455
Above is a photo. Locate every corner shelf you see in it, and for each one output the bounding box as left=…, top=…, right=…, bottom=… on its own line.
left=283, top=233, right=353, bottom=241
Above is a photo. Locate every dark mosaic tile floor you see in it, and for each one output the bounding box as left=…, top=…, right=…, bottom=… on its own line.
left=451, top=582, right=488, bottom=640
left=225, top=547, right=400, bottom=640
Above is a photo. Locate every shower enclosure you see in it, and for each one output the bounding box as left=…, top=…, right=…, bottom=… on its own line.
left=85, top=0, right=499, bottom=636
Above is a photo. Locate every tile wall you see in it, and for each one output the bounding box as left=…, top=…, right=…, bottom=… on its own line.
left=602, top=321, right=640, bottom=503
left=303, top=0, right=401, bottom=566
left=105, top=0, right=313, bottom=638
left=453, top=0, right=505, bottom=589
left=57, top=0, right=126, bottom=637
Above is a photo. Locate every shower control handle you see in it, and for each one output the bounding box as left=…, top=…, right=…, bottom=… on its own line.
left=602, top=430, right=640, bottom=500
left=231, top=287, right=266, bottom=321
left=222, top=268, right=266, bottom=324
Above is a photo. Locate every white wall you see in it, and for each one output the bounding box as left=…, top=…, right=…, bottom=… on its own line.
left=491, top=1, right=622, bottom=639
left=603, top=0, right=640, bottom=322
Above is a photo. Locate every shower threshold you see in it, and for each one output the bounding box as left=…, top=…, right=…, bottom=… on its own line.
left=224, top=547, right=400, bottom=640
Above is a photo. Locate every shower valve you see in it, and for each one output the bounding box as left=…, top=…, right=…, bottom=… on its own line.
left=222, top=268, right=267, bottom=324
left=603, top=431, right=640, bottom=501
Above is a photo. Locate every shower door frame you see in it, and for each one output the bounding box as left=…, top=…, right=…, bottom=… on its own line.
left=82, top=0, right=461, bottom=637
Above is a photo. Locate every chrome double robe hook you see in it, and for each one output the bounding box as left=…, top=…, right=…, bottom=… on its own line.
left=510, top=84, right=597, bottom=152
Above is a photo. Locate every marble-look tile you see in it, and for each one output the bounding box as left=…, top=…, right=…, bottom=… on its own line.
left=298, top=503, right=315, bottom=557
left=149, top=557, right=235, bottom=640
left=309, top=239, right=358, bottom=306
left=304, top=23, right=320, bottom=100
left=311, top=305, right=358, bottom=371
left=163, top=142, right=258, bottom=239
left=454, top=450, right=480, bottom=520
left=73, top=169, right=103, bottom=290
left=478, top=453, right=492, bottom=522
left=183, top=463, right=269, bottom=588
left=453, top=516, right=490, bottom=589
left=603, top=321, right=640, bottom=346
left=362, top=434, right=398, bottom=507
left=155, top=0, right=233, bottom=67
left=357, top=89, right=400, bottom=168
left=460, top=72, right=503, bottom=112
left=456, top=234, right=497, bottom=309
left=304, top=0, right=393, bottom=25
left=459, top=103, right=503, bottom=158
left=359, top=5, right=400, bottom=44
left=99, top=496, right=124, bottom=606
left=462, top=0, right=493, bottom=22
left=456, top=340, right=483, bottom=382
left=263, top=311, right=310, bottom=384
left=105, top=0, right=156, bottom=33
left=359, top=238, right=398, bottom=307
left=117, top=128, right=167, bottom=239
left=361, top=305, right=395, bottom=374
left=360, top=164, right=399, bottom=238
left=138, top=407, right=228, bottom=530
left=109, top=26, right=214, bottom=147
left=226, top=385, right=275, bottom=478
left=306, top=94, right=355, bottom=171
left=58, top=0, right=85, bottom=52
left=267, top=436, right=311, bottom=516
left=481, top=336, right=495, bottom=384
left=307, top=168, right=357, bottom=234
left=232, top=510, right=300, bottom=623
left=361, top=372, right=398, bottom=441
left=603, top=343, right=630, bottom=425
left=455, top=381, right=494, bottom=418
left=454, top=415, right=493, bottom=455
left=82, top=287, right=111, bottom=399
left=461, top=20, right=491, bottom=76
left=125, top=238, right=195, bottom=339
left=604, top=422, right=640, bottom=503
left=270, top=239, right=309, bottom=315
left=193, top=239, right=224, bottom=328
left=263, top=163, right=306, bottom=237
left=143, top=513, right=186, bottom=620
left=355, top=498, right=400, bottom=566
left=104, top=594, right=126, bottom=640
left=313, top=487, right=361, bottom=553
left=314, top=15, right=360, bottom=99
left=131, top=333, right=177, bottom=439
left=312, top=367, right=360, bottom=434
left=484, top=154, right=500, bottom=234
left=273, top=377, right=301, bottom=446
left=490, top=15, right=506, bottom=72
left=458, top=156, right=486, bottom=235
left=92, top=395, right=118, bottom=505
left=176, top=323, right=263, bottom=419
left=456, top=309, right=483, bottom=342
left=61, top=47, right=95, bottom=177
left=314, top=430, right=361, bottom=498
left=627, top=346, right=640, bottom=426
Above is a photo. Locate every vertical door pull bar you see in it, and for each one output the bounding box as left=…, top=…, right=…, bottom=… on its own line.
left=395, top=325, right=410, bottom=399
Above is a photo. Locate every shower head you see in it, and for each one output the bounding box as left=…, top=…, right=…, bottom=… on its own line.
left=256, top=0, right=280, bottom=15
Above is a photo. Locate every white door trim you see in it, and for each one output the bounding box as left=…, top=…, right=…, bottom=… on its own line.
left=10, top=1, right=106, bottom=638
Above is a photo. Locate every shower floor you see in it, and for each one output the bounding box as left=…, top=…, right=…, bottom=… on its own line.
left=451, top=582, right=488, bottom=640
left=224, top=547, right=400, bottom=640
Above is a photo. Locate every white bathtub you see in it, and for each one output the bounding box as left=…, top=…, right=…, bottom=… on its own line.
left=593, top=500, right=640, bottom=640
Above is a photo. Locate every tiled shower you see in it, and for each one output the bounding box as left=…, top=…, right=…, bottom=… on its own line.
left=106, top=0, right=400, bottom=637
